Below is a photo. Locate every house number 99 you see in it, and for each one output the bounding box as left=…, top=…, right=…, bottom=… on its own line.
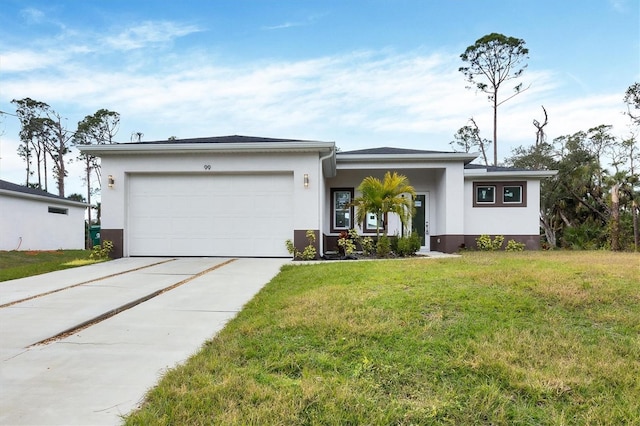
left=204, top=165, right=211, bottom=170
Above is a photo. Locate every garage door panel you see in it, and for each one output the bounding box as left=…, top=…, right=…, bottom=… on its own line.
left=128, top=174, right=293, bottom=256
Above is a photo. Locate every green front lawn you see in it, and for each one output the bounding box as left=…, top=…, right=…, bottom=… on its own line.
left=0, top=250, right=96, bottom=282
left=125, top=251, right=640, bottom=425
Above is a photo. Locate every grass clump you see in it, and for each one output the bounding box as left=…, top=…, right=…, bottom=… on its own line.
left=125, top=251, right=640, bottom=425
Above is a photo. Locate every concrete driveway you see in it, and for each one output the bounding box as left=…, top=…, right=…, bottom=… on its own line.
left=0, top=257, right=290, bottom=425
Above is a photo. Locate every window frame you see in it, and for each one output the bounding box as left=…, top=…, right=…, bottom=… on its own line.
left=475, top=185, right=496, bottom=204
left=331, top=188, right=354, bottom=232
left=502, top=185, right=523, bottom=204
left=362, top=212, right=387, bottom=234
left=473, top=181, right=527, bottom=207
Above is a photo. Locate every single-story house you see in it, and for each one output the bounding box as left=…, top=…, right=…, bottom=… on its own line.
left=79, top=135, right=557, bottom=258
left=0, top=180, right=88, bottom=251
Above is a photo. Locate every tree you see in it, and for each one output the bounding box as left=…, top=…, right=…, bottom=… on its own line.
left=73, top=109, right=120, bottom=227
left=67, top=193, right=86, bottom=202
left=352, top=171, right=416, bottom=238
left=623, top=82, right=640, bottom=250
left=459, top=33, right=529, bottom=166
left=12, top=98, right=73, bottom=196
left=450, top=117, right=491, bottom=165
left=624, top=82, right=640, bottom=125
left=509, top=123, right=639, bottom=251
left=11, top=98, right=51, bottom=189
left=533, top=106, right=549, bottom=148
left=42, top=110, right=73, bottom=197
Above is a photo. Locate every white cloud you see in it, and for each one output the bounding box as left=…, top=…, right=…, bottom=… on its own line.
left=102, top=21, right=203, bottom=51
left=262, top=21, right=305, bottom=30
left=0, top=50, right=60, bottom=72
left=20, top=7, right=45, bottom=24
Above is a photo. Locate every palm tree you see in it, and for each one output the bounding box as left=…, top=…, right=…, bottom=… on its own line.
left=352, top=171, right=416, bottom=238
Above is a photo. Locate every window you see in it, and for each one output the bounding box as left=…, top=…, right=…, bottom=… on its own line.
left=48, top=206, right=68, bottom=215
left=363, top=212, right=387, bottom=233
left=476, top=186, right=495, bottom=204
left=331, top=188, right=353, bottom=232
left=503, top=186, right=522, bottom=203
left=473, top=182, right=527, bottom=207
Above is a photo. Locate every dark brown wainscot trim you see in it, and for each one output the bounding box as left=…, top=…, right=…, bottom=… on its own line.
left=100, top=229, right=124, bottom=258
left=430, top=235, right=465, bottom=253
left=294, top=229, right=320, bottom=259
left=463, top=234, right=541, bottom=250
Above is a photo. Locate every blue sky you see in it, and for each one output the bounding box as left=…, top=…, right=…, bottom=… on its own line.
left=1, top=0, right=638, bottom=196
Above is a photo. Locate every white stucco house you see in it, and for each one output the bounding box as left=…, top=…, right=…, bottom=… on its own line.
left=79, top=135, right=556, bottom=258
left=0, top=180, right=88, bottom=251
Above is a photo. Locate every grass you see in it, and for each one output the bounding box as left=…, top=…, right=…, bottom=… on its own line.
left=127, top=251, right=639, bottom=425
left=0, top=250, right=97, bottom=282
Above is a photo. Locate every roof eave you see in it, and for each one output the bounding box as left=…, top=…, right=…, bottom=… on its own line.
left=464, top=170, right=558, bottom=179
left=0, top=189, right=89, bottom=207
left=336, top=152, right=479, bottom=164
left=78, top=141, right=336, bottom=156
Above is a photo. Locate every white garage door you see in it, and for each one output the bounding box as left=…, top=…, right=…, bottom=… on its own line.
left=128, top=173, right=293, bottom=257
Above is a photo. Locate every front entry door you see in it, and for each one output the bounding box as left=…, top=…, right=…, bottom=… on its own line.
left=413, top=193, right=430, bottom=251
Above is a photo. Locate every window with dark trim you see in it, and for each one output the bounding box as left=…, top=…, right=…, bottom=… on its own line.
left=476, top=185, right=496, bottom=204
left=363, top=212, right=387, bottom=234
left=331, top=188, right=353, bottom=232
left=48, top=206, right=68, bottom=215
left=503, top=185, right=522, bottom=204
left=473, top=181, right=527, bottom=207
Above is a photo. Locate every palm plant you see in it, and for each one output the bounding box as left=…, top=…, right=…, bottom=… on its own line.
left=352, top=171, right=416, bottom=238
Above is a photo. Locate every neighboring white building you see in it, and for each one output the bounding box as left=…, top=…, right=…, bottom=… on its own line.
left=79, top=136, right=557, bottom=258
left=0, top=180, right=88, bottom=251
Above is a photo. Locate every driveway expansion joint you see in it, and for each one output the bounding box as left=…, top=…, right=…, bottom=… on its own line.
left=27, top=258, right=238, bottom=347
left=0, top=258, right=177, bottom=309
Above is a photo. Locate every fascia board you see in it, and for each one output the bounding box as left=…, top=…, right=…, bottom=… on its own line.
left=0, top=190, right=89, bottom=207
left=464, top=170, right=558, bottom=179
left=78, top=141, right=336, bottom=156
left=336, top=153, right=479, bottom=163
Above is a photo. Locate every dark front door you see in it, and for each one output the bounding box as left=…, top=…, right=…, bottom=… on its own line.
left=414, top=194, right=426, bottom=246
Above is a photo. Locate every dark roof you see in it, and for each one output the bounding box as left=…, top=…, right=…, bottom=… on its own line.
left=125, top=135, right=324, bottom=145
left=0, top=179, right=77, bottom=202
left=464, top=164, right=538, bottom=172
left=339, top=147, right=453, bottom=155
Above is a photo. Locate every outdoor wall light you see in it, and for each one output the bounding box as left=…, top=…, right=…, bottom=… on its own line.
left=304, top=174, right=309, bottom=188
left=108, top=175, right=115, bottom=188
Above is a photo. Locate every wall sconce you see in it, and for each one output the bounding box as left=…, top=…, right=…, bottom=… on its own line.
left=303, top=174, right=309, bottom=188
left=108, top=175, right=115, bottom=188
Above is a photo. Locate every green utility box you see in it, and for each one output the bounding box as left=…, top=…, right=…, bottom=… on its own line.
left=89, top=225, right=101, bottom=247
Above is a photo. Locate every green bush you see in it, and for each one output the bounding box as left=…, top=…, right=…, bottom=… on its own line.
left=285, top=230, right=317, bottom=260
left=360, top=236, right=375, bottom=256
left=395, top=232, right=421, bottom=257
left=337, top=233, right=356, bottom=256
left=505, top=239, right=526, bottom=252
left=376, top=235, right=391, bottom=258
left=476, top=234, right=504, bottom=251
left=89, top=240, right=114, bottom=260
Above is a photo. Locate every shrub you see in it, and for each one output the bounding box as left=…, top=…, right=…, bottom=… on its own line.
left=395, top=232, right=421, bottom=257
left=337, top=231, right=356, bottom=257
left=285, top=230, right=317, bottom=260
left=505, top=239, right=526, bottom=252
left=360, top=236, right=375, bottom=256
left=89, top=240, right=114, bottom=260
left=476, top=234, right=504, bottom=251
left=376, top=235, right=391, bottom=258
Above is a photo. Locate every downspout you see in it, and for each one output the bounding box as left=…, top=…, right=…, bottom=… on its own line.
left=318, top=149, right=336, bottom=257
